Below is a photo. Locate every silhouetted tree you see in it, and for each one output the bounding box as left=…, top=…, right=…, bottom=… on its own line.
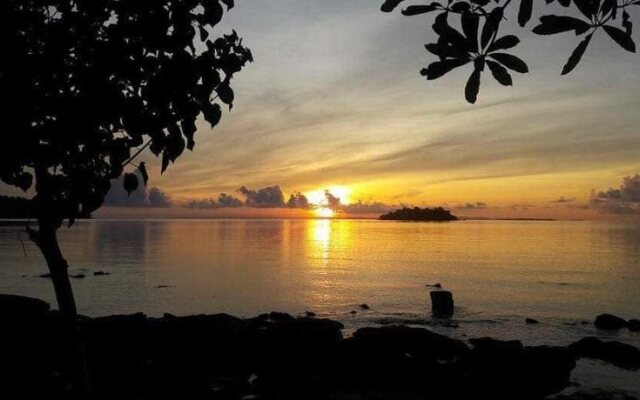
left=0, top=0, right=252, bottom=321
left=382, top=0, right=638, bottom=103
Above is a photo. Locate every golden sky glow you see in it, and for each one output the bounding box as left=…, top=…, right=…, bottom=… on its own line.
left=315, top=207, right=335, bottom=218
left=3, top=1, right=640, bottom=220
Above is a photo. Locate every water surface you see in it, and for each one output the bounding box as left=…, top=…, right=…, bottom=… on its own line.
left=1, top=219, right=639, bottom=349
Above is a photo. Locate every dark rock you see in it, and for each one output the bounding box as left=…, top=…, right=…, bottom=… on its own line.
left=352, top=325, right=469, bottom=359
left=155, top=284, right=175, bottom=289
left=569, top=337, right=640, bottom=370
left=0, top=297, right=583, bottom=400
left=93, top=271, right=111, bottom=276
left=251, top=312, right=295, bottom=324
left=70, top=273, right=86, bottom=279
left=525, top=318, right=539, bottom=324
left=39, top=273, right=51, bottom=278
left=464, top=337, right=575, bottom=399
left=430, top=290, right=454, bottom=317
left=552, top=388, right=638, bottom=400
left=358, top=303, right=370, bottom=310
left=470, top=337, right=524, bottom=358
left=0, top=294, right=50, bottom=318
left=341, top=325, right=471, bottom=391
left=594, top=313, right=627, bottom=330
left=304, top=311, right=316, bottom=318
left=349, top=310, right=357, bottom=314
left=628, top=319, right=640, bottom=332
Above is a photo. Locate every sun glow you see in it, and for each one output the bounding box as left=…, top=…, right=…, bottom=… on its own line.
left=305, top=186, right=351, bottom=206
left=315, top=207, right=335, bottom=218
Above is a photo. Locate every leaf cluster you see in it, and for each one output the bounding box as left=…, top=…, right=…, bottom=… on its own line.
left=0, top=0, right=252, bottom=226
left=381, top=0, right=638, bottom=103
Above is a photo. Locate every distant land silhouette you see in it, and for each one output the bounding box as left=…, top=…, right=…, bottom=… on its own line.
left=0, top=196, right=30, bottom=219
left=379, top=207, right=458, bottom=221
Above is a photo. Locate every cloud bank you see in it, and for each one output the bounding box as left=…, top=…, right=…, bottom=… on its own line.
left=590, top=174, right=640, bottom=214
left=104, top=172, right=172, bottom=208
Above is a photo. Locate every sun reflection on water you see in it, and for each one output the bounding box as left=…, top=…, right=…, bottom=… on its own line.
left=309, top=219, right=332, bottom=269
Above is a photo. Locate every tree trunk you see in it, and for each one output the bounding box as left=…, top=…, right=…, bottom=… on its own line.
left=29, top=218, right=92, bottom=398
left=33, top=219, right=78, bottom=318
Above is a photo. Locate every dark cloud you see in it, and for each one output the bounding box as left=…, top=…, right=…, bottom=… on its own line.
left=238, top=185, right=285, bottom=208
left=390, top=190, right=422, bottom=201
left=219, top=193, right=244, bottom=208
left=184, top=193, right=243, bottom=209
left=324, top=190, right=341, bottom=209
left=148, top=187, right=172, bottom=208
left=105, top=172, right=173, bottom=208
left=510, top=203, right=535, bottom=211
left=287, top=192, right=309, bottom=208
left=590, top=174, right=640, bottom=214
left=455, top=202, right=488, bottom=210
left=550, top=196, right=575, bottom=203
left=340, top=201, right=397, bottom=215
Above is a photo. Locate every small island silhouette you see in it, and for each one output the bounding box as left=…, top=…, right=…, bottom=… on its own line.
left=379, top=207, right=458, bottom=221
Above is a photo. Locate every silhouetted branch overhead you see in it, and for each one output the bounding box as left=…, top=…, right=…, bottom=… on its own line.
left=0, top=0, right=252, bottom=226
left=382, top=0, right=638, bottom=103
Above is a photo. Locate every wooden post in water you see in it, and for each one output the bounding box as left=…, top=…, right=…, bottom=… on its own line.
left=430, top=290, right=454, bottom=317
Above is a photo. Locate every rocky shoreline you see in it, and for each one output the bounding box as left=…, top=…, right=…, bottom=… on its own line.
left=2, top=295, right=639, bottom=400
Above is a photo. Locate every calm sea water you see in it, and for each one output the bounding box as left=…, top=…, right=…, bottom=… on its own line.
left=1, top=219, right=639, bottom=349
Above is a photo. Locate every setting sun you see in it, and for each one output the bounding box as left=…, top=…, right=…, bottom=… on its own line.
left=305, top=186, right=351, bottom=206
left=314, top=207, right=335, bottom=218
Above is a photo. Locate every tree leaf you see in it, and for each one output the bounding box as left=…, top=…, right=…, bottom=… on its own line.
left=465, top=67, right=482, bottom=104
left=488, top=53, right=529, bottom=73
left=487, top=60, right=513, bottom=86
left=488, top=35, right=520, bottom=52
left=161, top=151, right=170, bottom=174
left=461, top=13, right=479, bottom=46
left=216, top=83, right=235, bottom=107
left=203, top=102, right=222, bottom=128
left=16, top=172, right=33, bottom=192
left=402, top=5, right=438, bottom=16
left=423, top=58, right=471, bottom=80
left=481, top=7, right=504, bottom=50
left=561, top=33, right=592, bottom=75
left=381, top=0, right=406, bottom=12
left=622, top=11, right=632, bottom=35
left=432, top=13, right=472, bottom=51
left=518, top=0, right=534, bottom=27
left=123, top=173, right=139, bottom=196
left=603, top=25, right=636, bottom=52
left=532, top=15, right=592, bottom=35
left=138, top=162, right=149, bottom=186
left=573, top=0, right=595, bottom=19
left=601, top=0, right=616, bottom=18
left=220, top=0, right=234, bottom=10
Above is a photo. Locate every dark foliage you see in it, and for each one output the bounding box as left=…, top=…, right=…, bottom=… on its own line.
left=0, top=195, right=35, bottom=219
left=381, top=0, right=639, bottom=103
left=0, top=0, right=251, bottom=325
left=379, top=206, right=458, bottom=221
left=0, top=0, right=252, bottom=227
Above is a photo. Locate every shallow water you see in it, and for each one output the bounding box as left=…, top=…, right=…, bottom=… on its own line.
left=1, top=219, right=639, bottom=350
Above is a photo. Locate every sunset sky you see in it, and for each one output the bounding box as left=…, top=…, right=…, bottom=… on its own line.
left=3, top=1, right=640, bottom=219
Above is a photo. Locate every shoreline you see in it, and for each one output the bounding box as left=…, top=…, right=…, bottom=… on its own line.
left=3, top=295, right=639, bottom=400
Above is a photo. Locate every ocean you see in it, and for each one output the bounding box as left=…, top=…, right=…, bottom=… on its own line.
left=3, top=218, right=640, bottom=393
